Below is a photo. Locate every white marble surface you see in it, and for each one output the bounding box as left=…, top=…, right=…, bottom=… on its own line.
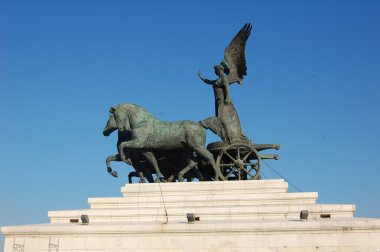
left=48, top=203, right=355, bottom=223
left=48, top=179, right=354, bottom=223
left=88, top=191, right=319, bottom=208
left=2, top=179, right=379, bottom=251
left=3, top=218, right=380, bottom=251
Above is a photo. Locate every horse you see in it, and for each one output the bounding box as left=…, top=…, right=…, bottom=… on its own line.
left=103, top=113, right=204, bottom=182
left=110, top=103, right=225, bottom=181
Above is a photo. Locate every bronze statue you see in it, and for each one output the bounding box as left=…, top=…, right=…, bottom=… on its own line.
left=198, top=64, right=231, bottom=117
left=103, top=23, right=280, bottom=182
left=198, top=23, right=252, bottom=143
left=110, top=103, right=226, bottom=181
left=103, top=113, right=204, bottom=182
left=103, top=113, right=153, bottom=181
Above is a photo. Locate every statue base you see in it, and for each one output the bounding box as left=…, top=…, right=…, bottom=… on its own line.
left=2, top=179, right=380, bottom=251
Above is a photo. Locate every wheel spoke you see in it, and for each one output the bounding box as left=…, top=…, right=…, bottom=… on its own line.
left=220, top=163, right=235, bottom=167
left=218, top=145, right=262, bottom=180
left=242, top=151, right=253, bottom=161
left=241, top=166, right=252, bottom=175
left=224, top=151, right=237, bottom=162
left=226, top=169, right=236, bottom=178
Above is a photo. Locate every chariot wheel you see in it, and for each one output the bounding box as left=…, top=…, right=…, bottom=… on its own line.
left=214, top=142, right=261, bottom=180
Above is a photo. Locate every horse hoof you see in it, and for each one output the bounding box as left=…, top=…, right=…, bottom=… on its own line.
left=110, top=171, right=118, bottom=178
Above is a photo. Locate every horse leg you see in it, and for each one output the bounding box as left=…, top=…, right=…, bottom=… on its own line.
left=127, top=171, right=145, bottom=183
left=192, top=166, right=204, bottom=181
left=166, top=175, right=176, bottom=182
left=178, top=159, right=197, bottom=182
left=142, top=151, right=163, bottom=183
left=135, top=160, right=155, bottom=183
left=139, top=171, right=145, bottom=183
left=106, top=154, right=119, bottom=178
left=143, top=170, right=154, bottom=183
left=191, top=146, right=226, bottom=181
left=119, top=140, right=144, bottom=162
left=128, top=171, right=138, bottom=183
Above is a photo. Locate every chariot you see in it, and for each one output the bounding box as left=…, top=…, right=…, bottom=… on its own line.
left=104, top=23, right=280, bottom=182
left=207, top=141, right=279, bottom=180
left=201, top=97, right=280, bottom=181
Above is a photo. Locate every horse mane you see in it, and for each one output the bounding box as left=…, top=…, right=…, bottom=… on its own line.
left=117, top=103, right=157, bottom=122
left=125, top=103, right=153, bottom=115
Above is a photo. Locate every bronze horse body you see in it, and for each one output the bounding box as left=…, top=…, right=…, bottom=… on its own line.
left=103, top=113, right=204, bottom=182
left=110, top=103, right=225, bottom=181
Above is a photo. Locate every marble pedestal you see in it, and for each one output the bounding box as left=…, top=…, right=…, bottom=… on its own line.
left=2, top=179, right=380, bottom=251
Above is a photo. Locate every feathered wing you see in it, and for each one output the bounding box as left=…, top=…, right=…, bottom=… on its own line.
left=224, top=23, right=252, bottom=84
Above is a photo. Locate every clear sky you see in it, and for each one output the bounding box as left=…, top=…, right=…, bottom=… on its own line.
left=0, top=0, right=379, bottom=249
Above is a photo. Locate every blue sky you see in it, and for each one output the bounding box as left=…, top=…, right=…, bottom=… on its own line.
left=1, top=0, right=379, bottom=249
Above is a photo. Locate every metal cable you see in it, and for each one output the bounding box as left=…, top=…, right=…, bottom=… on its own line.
left=158, top=178, right=169, bottom=224
left=262, top=160, right=303, bottom=192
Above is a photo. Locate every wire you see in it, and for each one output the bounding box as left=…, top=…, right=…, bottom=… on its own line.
left=158, top=177, right=169, bottom=224
left=262, top=160, right=303, bottom=192
left=260, top=169, right=267, bottom=179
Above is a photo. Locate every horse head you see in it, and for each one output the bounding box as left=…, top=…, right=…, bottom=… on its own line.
left=109, top=104, right=132, bottom=132
left=103, top=114, right=118, bottom=136
left=109, top=103, right=155, bottom=134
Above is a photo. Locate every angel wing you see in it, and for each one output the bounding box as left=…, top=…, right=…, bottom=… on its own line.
left=224, top=23, right=252, bottom=85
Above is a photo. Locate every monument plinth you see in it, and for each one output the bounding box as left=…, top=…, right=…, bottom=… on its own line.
left=2, top=179, right=380, bottom=251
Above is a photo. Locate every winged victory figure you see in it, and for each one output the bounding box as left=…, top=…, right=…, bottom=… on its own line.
left=198, top=23, right=252, bottom=143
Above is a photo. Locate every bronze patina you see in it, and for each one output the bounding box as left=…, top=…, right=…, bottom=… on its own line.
left=104, top=23, right=280, bottom=182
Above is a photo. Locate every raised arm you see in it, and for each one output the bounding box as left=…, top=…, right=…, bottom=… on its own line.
left=198, top=70, right=215, bottom=85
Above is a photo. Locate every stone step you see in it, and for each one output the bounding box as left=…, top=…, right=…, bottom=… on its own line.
left=120, top=179, right=289, bottom=197
left=49, top=204, right=355, bottom=223
left=88, top=192, right=318, bottom=209
left=4, top=218, right=380, bottom=251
